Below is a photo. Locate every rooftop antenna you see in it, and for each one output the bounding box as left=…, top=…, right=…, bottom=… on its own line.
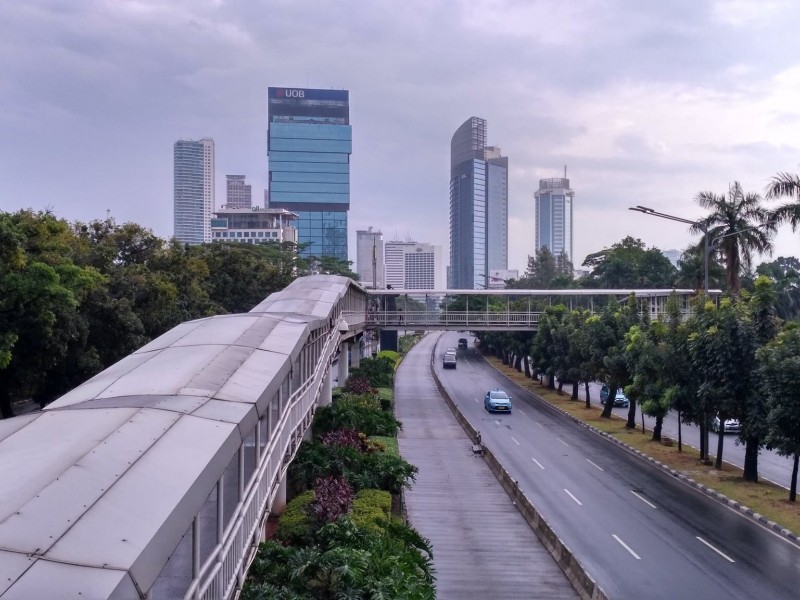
left=564, top=165, right=567, bottom=178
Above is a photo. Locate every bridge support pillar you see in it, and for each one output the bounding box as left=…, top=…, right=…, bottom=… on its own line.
left=338, top=342, right=349, bottom=386
left=272, top=473, right=288, bottom=515
left=320, top=368, right=333, bottom=407
left=350, top=339, right=361, bottom=370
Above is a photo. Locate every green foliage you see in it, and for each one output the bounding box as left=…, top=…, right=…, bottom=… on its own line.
left=351, top=489, right=392, bottom=532
left=312, top=394, right=400, bottom=438
left=343, top=375, right=374, bottom=395
left=275, top=491, right=315, bottom=546
left=376, top=349, right=399, bottom=363
left=581, top=236, right=677, bottom=289
left=349, top=355, right=395, bottom=387
left=376, top=387, right=393, bottom=411
left=370, top=436, right=398, bottom=456
left=311, top=476, right=353, bottom=526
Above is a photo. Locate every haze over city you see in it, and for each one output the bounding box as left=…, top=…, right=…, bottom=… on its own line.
left=2, top=0, right=800, bottom=273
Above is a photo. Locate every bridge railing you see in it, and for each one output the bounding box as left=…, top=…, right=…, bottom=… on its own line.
left=365, top=310, right=541, bottom=329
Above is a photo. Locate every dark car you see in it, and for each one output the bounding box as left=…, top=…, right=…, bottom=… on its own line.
left=458, top=338, right=468, bottom=349
left=599, top=384, right=629, bottom=408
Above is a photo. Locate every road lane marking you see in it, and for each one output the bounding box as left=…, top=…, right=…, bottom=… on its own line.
left=517, top=408, right=526, bottom=415
left=474, top=397, right=479, bottom=403
left=511, top=436, right=520, bottom=445
left=612, top=534, right=641, bottom=560
left=630, top=490, right=657, bottom=509
left=531, top=457, right=545, bottom=470
left=696, top=537, right=735, bottom=563
left=585, top=458, right=604, bottom=471
left=535, top=421, right=545, bottom=428
left=557, top=438, right=569, bottom=447
left=564, top=489, right=583, bottom=505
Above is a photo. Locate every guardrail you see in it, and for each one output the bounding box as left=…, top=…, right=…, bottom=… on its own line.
left=366, top=311, right=542, bottom=330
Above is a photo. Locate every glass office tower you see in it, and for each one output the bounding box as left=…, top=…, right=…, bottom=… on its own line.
left=534, top=177, right=574, bottom=263
left=449, top=118, right=508, bottom=289
left=267, top=87, right=351, bottom=261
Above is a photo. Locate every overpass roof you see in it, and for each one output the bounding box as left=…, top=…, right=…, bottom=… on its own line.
left=367, top=288, right=722, bottom=297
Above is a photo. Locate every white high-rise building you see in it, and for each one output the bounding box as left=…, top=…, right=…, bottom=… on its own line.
left=356, top=227, right=385, bottom=288
left=534, top=177, right=574, bottom=263
left=174, top=138, right=215, bottom=244
left=385, top=240, right=443, bottom=290
left=225, top=175, right=252, bottom=209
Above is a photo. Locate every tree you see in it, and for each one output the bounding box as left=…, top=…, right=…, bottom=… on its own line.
left=758, top=327, right=800, bottom=501
left=625, top=322, right=671, bottom=441
left=692, top=181, right=775, bottom=294
left=581, top=236, right=677, bottom=289
left=674, top=242, right=725, bottom=291
left=765, top=171, right=800, bottom=231
left=756, top=257, right=800, bottom=321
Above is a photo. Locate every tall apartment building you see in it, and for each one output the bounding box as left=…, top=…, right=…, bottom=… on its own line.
left=210, top=207, right=298, bottom=245
left=225, top=175, right=252, bottom=209
left=356, top=227, right=385, bottom=288
left=534, top=177, right=574, bottom=263
left=385, top=240, right=443, bottom=290
left=449, top=117, right=508, bottom=289
left=267, top=87, right=351, bottom=261
left=174, top=138, right=215, bottom=244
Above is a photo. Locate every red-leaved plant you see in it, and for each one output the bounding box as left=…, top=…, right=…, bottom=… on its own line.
left=344, top=375, right=374, bottom=395
left=311, top=475, right=353, bottom=525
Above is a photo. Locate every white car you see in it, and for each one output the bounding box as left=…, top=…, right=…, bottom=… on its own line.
left=711, top=416, right=740, bottom=434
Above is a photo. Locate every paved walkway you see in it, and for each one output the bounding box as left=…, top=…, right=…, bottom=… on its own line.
left=396, top=334, right=578, bottom=600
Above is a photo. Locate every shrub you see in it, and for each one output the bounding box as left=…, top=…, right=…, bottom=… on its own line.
left=351, top=489, right=392, bottom=532
left=376, top=387, right=393, bottom=411
left=274, top=491, right=314, bottom=545
left=312, top=394, right=400, bottom=437
left=311, top=476, right=353, bottom=526
left=370, top=435, right=398, bottom=456
left=350, top=355, right=395, bottom=387
left=321, top=427, right=366, bottom=451
left=344, top=375, right=373, bottom=395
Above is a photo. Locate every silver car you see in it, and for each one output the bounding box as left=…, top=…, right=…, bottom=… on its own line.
left=711, top=416, right=740, bottom=434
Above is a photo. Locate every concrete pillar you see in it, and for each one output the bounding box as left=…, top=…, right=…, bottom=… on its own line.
left=350, top=339, right=361, bottom=369
left=272, top=473, right=288, bottom=515
left=338, top=342, right=349, bottom=385
left=320, top=368, right=333, bottom=407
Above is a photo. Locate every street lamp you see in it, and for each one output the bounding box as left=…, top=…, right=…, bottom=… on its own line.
left=628, top=206, right=710, bottom=294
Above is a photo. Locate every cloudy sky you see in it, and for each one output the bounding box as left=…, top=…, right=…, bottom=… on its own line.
left=2, top=0, right=800, bottom=275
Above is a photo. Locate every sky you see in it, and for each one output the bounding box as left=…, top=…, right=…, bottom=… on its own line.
left=2, top=0, right=800, bottom=276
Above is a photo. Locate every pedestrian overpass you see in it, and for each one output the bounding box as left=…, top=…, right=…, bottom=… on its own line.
left=0, top=277, right=710, bottom=599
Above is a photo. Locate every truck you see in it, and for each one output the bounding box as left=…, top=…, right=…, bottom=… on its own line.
left=443, top=350, right=457, bottom=369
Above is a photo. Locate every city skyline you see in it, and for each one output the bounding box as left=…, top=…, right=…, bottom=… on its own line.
left=3, top=2, right=800, bottom=273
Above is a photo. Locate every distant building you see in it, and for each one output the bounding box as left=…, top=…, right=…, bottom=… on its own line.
left=210, top=207, right=298, bottom=245
left=449, top=117, right=508, bottom=289
left=174, top=138, right=215, bottom=245
left=534, top=176, right=574, bottom=263
left=356, top=227, right=385, bottom=288
left=663, top=249, right=681, bottom=268
left=385, top=240, right=443, bottom=290
left=267, top=86, right=351, bottom=261
left=226, top=175, right=252, bottom=209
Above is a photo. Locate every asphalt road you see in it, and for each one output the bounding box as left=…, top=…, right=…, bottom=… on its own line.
left=572, top=380, right=796, bottom=489
left=433, top=332, right=800, bottom=600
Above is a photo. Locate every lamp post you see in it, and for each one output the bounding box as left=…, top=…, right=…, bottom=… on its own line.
left=628, top=206, right=710, bottom=294
left=628, top=205, right=711, bottom=462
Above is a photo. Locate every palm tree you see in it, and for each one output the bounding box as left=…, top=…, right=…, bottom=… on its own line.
left=766, top=171, right=800, bottom=229
left=691, top=182, right=775, bottom=294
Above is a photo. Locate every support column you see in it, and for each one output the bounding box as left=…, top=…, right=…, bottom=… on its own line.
left=338, top=342, right=349, bottom=386
left=350, top=338, right=361, bottom=370
left=272, top=473, right=288, bottom=515
left=320, top=368, right=333, bottom=407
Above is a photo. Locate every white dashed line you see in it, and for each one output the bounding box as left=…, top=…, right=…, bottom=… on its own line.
left=511, top=436, right=520, bottom=446
left=696, top=537, right=735, bottom=563
left=585, top=458, right=604, bottom=471
left=564, top=489, right=583, bottom=505
left=631, top=490, right=657, bottom=509
left=531, top=457, right=545, bottom=470
left=557, top=438, right=569, bottom=447
left=474, top=397, right=479, bottom=403
left=535, top=421, right=545, bottom=428
left=517, top=408, right=526, bottom=415
left=612, top=534, right=641, bottom=560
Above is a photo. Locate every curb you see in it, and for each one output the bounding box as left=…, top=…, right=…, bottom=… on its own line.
left=485, top=356, right=800, bottom=548
left=429, top=338, right=609, bottom=600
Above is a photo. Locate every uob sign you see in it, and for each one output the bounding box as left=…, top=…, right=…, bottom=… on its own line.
left=279, top=89, right=305, bottom=98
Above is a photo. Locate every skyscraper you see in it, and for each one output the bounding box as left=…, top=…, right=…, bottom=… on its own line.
left=534, top=177, right=574, bottom=263
left=267, top=87, right=351, bottom=261
left=385, top=240, right=443, bottom=290
left=174, top=138, right=215, bottom=245
left=225, top=175, right=252, bottom=209
left=356, top=227, right=385, bottom=289
left=449, top=117, right=508, bottom=289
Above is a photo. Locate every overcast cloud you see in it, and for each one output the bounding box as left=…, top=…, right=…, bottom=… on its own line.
left=2, top=0, right=800, bottom=274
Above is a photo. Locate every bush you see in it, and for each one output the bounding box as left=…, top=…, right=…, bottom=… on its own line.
left=312, top=394, right=400, bottom=438
left=344, top=375, right=373, bottom=395
left=351, top=489, right=392, bottom=532
left=311, top=476, right=353, bottom=525
left=274, top=491, right=314, bottom=545
left=350, top=355, right=395, bottom=387
left=377, top=387, right=393, bottom=411
left=370, top=435, right=398, bottom=456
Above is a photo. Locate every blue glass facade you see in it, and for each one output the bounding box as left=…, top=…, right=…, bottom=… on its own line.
left=534, top=178, right=574, bottom=262
left=268, top=88, right=351, bottom=261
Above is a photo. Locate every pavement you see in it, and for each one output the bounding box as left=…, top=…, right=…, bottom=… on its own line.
left=396, top=333, right=578, bottom=600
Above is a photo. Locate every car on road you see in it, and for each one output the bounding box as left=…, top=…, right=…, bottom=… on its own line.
left=484, top=389, right=512, bottom=413
left=599, top=384, right=629, bottom=408
left=711, top=415, right=740, bottom=434
left=443, top=350, right=457, bottom=369
left=458, top=338, right=468, bottom=349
